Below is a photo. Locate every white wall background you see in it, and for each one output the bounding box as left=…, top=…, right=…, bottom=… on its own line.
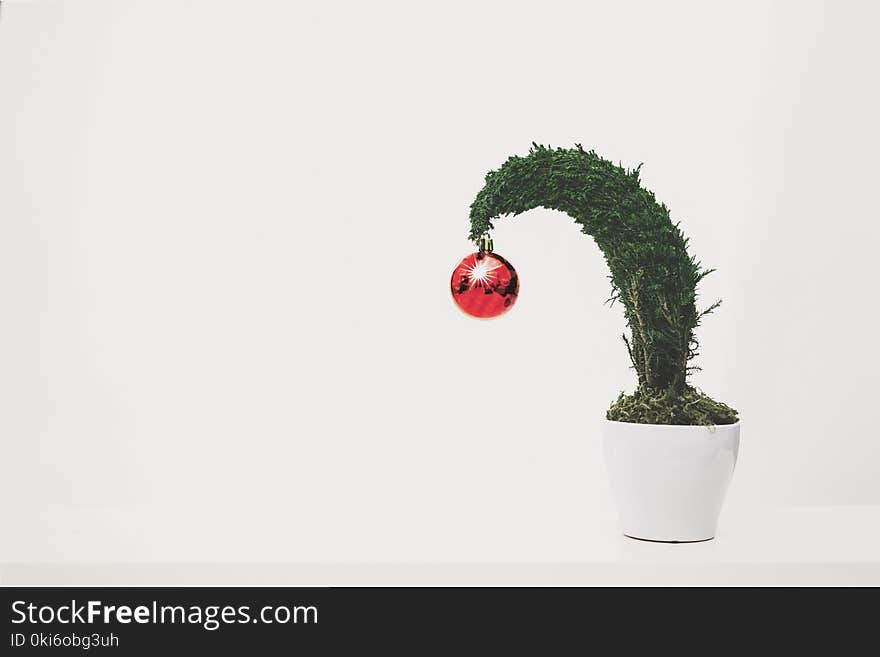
left=2, top=0, right=879, bottom=562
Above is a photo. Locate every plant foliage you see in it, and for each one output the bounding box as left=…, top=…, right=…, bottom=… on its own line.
left=468, top=144, right=737, bottom=425
left=607, top=385, right=738, bottom=426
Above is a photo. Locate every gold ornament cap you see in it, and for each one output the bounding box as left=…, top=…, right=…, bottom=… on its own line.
left=478, top=232, right=493, bottom=253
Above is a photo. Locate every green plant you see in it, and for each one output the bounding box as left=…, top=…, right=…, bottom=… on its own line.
left=468, top=144, right=737, bottom=425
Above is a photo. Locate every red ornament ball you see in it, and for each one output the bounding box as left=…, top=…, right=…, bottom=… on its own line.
left=450, top=251, right=519, bottom=319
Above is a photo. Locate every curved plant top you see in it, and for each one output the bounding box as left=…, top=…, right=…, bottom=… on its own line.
left=468, top=144, right=737, bottom=425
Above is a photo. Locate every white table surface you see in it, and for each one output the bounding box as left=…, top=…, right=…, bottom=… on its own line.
left=3, top=504, right=879, bottom=585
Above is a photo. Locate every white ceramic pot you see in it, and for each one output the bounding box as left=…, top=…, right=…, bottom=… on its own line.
left=602, top=420, right=741, bottom=543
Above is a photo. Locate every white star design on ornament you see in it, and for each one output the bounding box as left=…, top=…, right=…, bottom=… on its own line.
left=465, top=258, right=502, bottom=288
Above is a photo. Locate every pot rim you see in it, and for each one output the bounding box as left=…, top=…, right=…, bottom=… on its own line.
left=604, top=418, right=741, bottom=430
